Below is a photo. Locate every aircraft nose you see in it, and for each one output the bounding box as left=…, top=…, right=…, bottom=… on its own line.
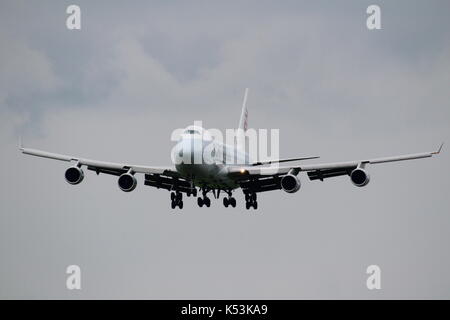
left=176, top=137, right=203, bottom=164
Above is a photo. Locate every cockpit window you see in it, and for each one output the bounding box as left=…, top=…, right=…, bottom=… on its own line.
left=185, top=129, right=200, bottom=135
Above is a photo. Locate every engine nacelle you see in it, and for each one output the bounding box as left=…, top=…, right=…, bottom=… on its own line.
left=65, top=166, right=84, bottom=185
left=118, top=173, right=137, bottom=192
left=281, top=174, right=301, bottom=193
left=350, top=168, right=370, bottom=187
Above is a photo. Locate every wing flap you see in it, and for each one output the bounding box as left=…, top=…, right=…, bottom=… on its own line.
left=144, top=174, right=192, bottom=193
left=239, top=176, right=282, bottom=193
left=307, top=167, right=354, bottom=181
left=87, top=166, right=126, bottom=176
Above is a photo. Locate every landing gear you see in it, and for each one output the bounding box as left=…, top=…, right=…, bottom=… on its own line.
left=223, top=191, right=236, bottom=208
left=197, top=196, right=211, bottom=208
left=170, top=191, right=183, bottom=209
left=245, top=192, right=258, bottom=210
left=197, top=188, right=211, bottom=208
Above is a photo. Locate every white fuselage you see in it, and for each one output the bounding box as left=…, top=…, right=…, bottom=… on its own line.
left=172, top=129, right=249, bottom=189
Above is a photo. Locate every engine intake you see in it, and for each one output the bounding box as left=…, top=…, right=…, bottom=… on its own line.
left=350, top=168, right=370, bottom=187
left=281, top=174, right=301, bottom=193
left=65, top=166, right=84, bottom=185
left=118, top=173, right=137, bottom=192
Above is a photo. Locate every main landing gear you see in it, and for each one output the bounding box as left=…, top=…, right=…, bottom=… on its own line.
left=170, top=191, right=183, bottom=209
left=245, top=192, right=258, bottom=210
left=197, top=189, right=211, bottom=208
left=223, top=191, right=236, bottom=208
left=170, top=188, right=257, bottom=210
left=222, top=197, right=236, bottom=208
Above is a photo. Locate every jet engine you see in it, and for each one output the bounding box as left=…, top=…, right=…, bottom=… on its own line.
left=281, top=174, right=301, bottom=193
left=350, top=168, right=370, bottom=187
left=65, top=166, right=84, bottom=185
left=118, top=173, right=137, bottom=192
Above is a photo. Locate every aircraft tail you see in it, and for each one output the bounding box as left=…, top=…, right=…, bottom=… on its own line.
left=237, top=88, right=249, bottom=151
left=238, top=88, right=249, bottom=132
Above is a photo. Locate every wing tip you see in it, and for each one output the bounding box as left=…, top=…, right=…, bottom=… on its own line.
left=432, top=142, right=444, bottom=155
left=19, top=136, right=24, bottom=152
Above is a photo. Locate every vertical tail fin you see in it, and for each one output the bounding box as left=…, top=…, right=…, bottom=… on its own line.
left=237, top=88, right=249, bottom=153
left=238, top=88, right=249, bottom=132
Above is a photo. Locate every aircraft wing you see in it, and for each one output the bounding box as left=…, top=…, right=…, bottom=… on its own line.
left=228, top=144, right=443, bottom=189
left=300, top=145, right=442, bottom=181
left=249, top=155, right=320, bottom=166
left=20, top=145, right=194, bottom=193
left=20, top=146, right=176, bottom=176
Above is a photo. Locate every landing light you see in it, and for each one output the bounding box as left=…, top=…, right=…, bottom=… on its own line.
left=240, top=169, right=246, bottom=174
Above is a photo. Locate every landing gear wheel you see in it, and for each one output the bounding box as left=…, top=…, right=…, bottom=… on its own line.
left=230, top=197, right=236, bottom=207
left=253, top=201, right=258, bottom=210
left=223, top=197, right=229, bottom=208
left=171, top=192, right=175, bottom=201
left=171, top=200, right=176, bottom=209
left=252, top=193, right=257, bottom=201
left=179, top=200, right=184, bottom=209
left=204, top=197, right=211, bottom=207
left=197, top=197, right=204, bottom=207
left=245, top=202, right=250, bottom=210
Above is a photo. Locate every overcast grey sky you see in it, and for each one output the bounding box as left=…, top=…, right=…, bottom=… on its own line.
left=1, top=0, right=449, bottom=299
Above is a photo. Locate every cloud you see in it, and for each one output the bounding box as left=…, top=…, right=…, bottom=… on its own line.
left=0, top=31, right=61, bottom=109
left=1, top=0, right=450, bottom=299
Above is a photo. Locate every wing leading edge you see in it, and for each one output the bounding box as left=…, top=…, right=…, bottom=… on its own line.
left=20, top=146, right=176, bottom=176
left=228, top=144, right=443, bottom=180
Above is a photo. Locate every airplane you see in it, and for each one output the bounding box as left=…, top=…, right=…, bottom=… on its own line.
left=20, top=89, right=443, bottom=210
